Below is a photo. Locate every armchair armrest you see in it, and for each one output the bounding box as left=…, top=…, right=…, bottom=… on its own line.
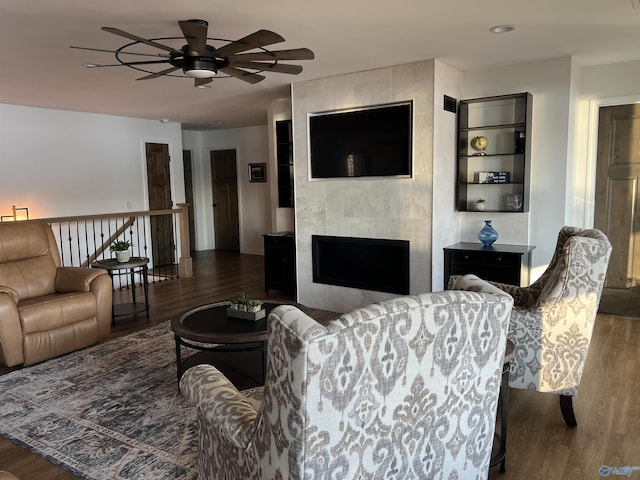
left=450, top=274, right=512, bottom=298
left=0, top=290, right=24, bottom=366
left=450, top=274, right=536, bottom=308
left=180, top=364, right=259, bottom=450
left=55, top=267, right=109, bottom=293
left=0, top=285, right=19, bottom=304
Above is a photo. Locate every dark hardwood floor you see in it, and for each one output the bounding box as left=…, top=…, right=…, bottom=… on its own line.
left=1, top=250, right=638, bottom=479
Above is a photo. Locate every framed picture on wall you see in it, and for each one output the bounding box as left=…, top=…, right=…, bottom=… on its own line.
left=249, top=163, right=267, bottom=182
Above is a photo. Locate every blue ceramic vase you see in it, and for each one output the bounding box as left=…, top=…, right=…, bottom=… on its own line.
left=478, top=220, right=498, bottom=247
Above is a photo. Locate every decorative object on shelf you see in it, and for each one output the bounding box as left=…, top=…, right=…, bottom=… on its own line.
left=475, top=198, right=486, bottom=211
left=505, top=193, right=523, bottom=211
left=514, top=130, right=526, bottom=153
left=249, top=163, right=267, bottom=182
left=478, top=220, right=499, bottom=247
left=110, top=240, right=133, bottom=263
left=475, top=171, right=510, bottom=184
left=227, top=292, right=265, bottom=321
left=470, top=135, right=489, bottom=155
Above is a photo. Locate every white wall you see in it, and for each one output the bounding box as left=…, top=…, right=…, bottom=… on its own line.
left=431, top=60, right=463, bottom=291
left=462, top=57, right=574, bottom=279
left=182, top=126, right=270, bottom=255
left=0, top=103, right=184, bottom=218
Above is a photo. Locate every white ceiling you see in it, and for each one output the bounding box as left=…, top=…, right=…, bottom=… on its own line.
left=1, top=0, right=639, bottom=130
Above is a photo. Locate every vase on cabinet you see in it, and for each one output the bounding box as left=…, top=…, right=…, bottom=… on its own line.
left=478, top=220, right=498, bottom=247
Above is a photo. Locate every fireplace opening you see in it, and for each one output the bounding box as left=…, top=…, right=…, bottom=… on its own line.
left=312, top=235, right=410, bottom=295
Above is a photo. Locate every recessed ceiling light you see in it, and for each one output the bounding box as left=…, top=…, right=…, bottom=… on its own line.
left=490, top=25, right=515, bottom=34
left=160, top=118, right=170, bottom=123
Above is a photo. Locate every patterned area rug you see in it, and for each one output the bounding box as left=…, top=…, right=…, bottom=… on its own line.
left=0, top=322, right=197, bottom=480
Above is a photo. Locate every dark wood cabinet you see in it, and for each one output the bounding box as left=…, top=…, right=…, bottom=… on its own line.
left=276, top=120, right=294, bottom=208
left=264, top=232, right=296, bottom=294
left=444, top=242, right=535, bottom=287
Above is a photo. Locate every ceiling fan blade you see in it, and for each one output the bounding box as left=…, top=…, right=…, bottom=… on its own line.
left=136, top=66, right=182, bottom=80
left=194, top=77, right=213, bottom=87
left=102, top=27, right=182, bottom=55
left=228, top=48, right=315, bottom=61
left=86, top=60, right=171, bottom=68
left=219, top=66, right=265, bottom=84
left=216, top=30, right=285, bottom=57
left=179, top=19, right=208, bottom=54
left=70, top=45, right=170, bottom=58
left=229, top=61, right=303, bottom=75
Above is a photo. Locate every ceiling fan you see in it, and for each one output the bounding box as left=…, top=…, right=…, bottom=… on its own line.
left=71, top=19, right=315, bottom=86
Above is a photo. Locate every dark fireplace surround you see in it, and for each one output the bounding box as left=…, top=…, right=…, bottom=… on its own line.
left=312, top=235, right=410, bottom=295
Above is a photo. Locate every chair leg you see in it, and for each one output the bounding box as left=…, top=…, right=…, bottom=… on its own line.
left=559, top=395, right=577, bottom=427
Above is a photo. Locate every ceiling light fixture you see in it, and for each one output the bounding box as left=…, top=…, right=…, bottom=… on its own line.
left=160, top=118, right=170, bottom=123
left=183, top=57, right=217, bottom=78
left=490, top=25, right=515, bottom=34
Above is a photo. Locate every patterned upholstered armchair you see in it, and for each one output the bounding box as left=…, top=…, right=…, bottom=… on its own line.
left=451, top=226, right=612, bottom=427
left=181, top=288, right=513, bottom=480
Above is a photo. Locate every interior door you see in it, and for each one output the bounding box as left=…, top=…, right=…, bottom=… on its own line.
left=210, top=150, right=240, bottom=251
left=145, top=142, right=175, bottom=266
left=183, top=150, right=196, bottom=252
left=594, top=104, right=640, bottom=316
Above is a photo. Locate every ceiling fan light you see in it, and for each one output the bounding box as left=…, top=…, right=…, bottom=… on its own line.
left=185, top=68, right=216, bottom=78
left=184, top=57, right=217, bottom=78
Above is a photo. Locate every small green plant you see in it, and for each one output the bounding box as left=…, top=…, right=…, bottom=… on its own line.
left=110, top=240, right=132, bottom=252
left=476, top=198, right=486, bottom=203
left=230, top=292, right=263, bottom=312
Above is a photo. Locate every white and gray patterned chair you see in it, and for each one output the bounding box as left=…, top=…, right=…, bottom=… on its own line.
left=451, top=226, right=612, bottom=427
left=181, top=288, right=513, bottom=479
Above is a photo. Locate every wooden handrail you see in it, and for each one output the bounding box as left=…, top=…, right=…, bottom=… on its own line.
left=25, top=206, right=193, bottom=278
left=26, top=208, right=179, bottom=225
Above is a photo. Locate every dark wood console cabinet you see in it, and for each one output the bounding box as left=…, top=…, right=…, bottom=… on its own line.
left=444, top=242, right=535, bottom=287
left=263, top=232, right=296, bottom=294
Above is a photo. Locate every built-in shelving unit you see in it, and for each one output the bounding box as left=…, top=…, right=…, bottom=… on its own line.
left=276, top=120, right=294, bottom=208
left=457, top=93, right=532, bottom=212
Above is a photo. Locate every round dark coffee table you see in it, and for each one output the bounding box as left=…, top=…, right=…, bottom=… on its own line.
left=171, top=301, right=287, bottom=386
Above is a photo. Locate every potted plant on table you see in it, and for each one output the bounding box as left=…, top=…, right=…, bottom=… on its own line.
left=110, top=240, right=133, bottom=263
left=228, top=292, right=265, bottom=321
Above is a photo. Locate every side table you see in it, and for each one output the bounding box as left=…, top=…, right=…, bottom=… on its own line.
left=91, top=257, right=150, bottom=325
left=491, top=339, right=515, bottom=472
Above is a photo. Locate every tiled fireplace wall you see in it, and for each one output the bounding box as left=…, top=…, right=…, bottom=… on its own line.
left=291, top=60, right=437, bottom=313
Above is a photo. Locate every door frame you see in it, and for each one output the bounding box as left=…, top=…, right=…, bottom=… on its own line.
left=584, top=95, right=640, bottom=226
left=210, top=148, right=242, bottom=251
left=140, top=139, right=180, bottom=265
left=141, top=139, right=178, bottom=212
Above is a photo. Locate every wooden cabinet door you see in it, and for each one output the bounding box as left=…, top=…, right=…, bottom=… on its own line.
left=210, top=150, right=239, bottom=251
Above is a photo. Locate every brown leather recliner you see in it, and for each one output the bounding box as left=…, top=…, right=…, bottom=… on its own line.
left=0, top=222, right=112, bottom=367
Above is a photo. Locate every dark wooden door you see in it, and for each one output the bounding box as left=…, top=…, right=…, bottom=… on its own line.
left=595, top=104, right=640, bottom=316
left=183, top=150, right=196, bottom=252
left=210, top=150, right=239, bottom=251
left=146, top=142, right=175, bottom=266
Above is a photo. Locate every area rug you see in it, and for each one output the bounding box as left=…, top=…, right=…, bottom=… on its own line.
left=0, top=322, right=198, bottom=480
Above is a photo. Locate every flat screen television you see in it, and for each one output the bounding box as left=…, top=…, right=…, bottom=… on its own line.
left=309, top=102, right=413, bottom=179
